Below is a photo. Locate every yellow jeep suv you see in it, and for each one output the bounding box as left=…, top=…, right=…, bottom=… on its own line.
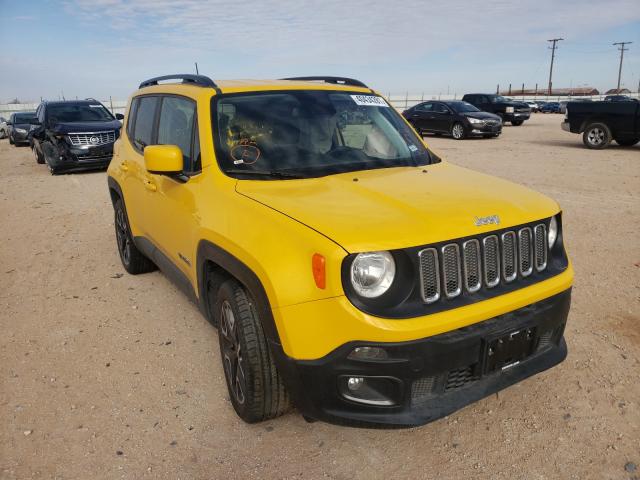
left=107, top=74, right=573, bottom=427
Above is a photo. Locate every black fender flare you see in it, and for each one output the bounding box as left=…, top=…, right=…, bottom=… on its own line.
left=196, top=240, right=281, bottom=347
left=107, top=176, right=124, bottom=206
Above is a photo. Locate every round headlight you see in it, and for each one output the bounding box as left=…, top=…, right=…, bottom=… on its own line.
left=350, top=251, right=395, bottom=298
left=548, top=216, right=558, bottom=248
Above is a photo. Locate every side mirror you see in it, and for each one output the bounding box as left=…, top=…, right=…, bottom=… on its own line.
left=115, top=113, right=124, bottom=120
left=6, top=121, right=12, bottom=126
left=144, top=145, right=183, bottom=174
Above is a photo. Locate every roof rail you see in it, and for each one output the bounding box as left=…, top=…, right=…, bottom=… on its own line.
left=139, top=74, right=218, bottom=90
left=281, top=76, right=368, bottom=88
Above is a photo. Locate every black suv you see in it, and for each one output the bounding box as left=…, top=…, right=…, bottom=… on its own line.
left=461, top=94, right=531, bottom=126
left=31, top=100, right=123, bottom=174
left=403, top=100, right=502, bottom=139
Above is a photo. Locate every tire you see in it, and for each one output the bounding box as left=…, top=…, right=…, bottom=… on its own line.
left=33, top=146, right=45, bottom=164
left=511, top=120, right=524, bottom=126
left=215, top=279, right=290, bottom=423
left=582, top=122, right=612, bottom=149
left=0, top=129, right=6, bottom=139
left=9, top=135, right=14, bottom=145
left=615, top=138, right=639, bottom=147
left=113, top=198, right=156, bottom=274
left=451, top=122, right=466, bottom=140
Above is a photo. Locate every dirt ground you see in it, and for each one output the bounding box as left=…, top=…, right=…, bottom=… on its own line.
left=1, top=114, right=638, bottom=480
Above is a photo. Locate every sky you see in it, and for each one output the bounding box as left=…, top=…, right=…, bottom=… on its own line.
left=1, top=0, right=639, bottom=102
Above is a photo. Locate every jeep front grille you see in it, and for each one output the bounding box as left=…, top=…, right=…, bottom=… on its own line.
left=67, top=131, right=116, bottom=146
left=418, top=223, right=549, bottom=303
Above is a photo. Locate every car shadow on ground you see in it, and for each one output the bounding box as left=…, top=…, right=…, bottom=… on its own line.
left=533, top=139, right=639, bottom=150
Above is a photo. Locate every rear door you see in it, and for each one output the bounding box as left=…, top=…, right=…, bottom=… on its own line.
left=409, top=102, right=435, bottom=131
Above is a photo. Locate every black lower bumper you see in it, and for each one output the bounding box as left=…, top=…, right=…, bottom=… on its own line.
left=504, top=112, right=530, bottom=122
left=468, top=124, right=502, bottom=136
left=276, top=289, right=571, bottom=428
left=45, top=144, right=113, bottom=173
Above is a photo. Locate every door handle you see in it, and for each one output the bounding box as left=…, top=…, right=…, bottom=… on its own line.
left=119, top=161, right=129, bottom=172
left=144, top=179, right=157, bottom=192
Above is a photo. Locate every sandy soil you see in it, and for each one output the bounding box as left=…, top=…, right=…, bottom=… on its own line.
left=1, top=114, right=639, bottom=480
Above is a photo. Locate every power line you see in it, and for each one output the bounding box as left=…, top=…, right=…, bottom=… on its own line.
left=547, top=38, right=564, bottom=95
left=613, top=42, right=632, bottom=90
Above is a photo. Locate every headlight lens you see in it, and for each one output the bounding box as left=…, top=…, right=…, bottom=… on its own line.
left=15, top=128, right=27, bottom=134
left=548, top=216, right=558, bottom=248
left=350, top=251, right=395, bottom=298
left=468, top=117, right=483, bottom=124
left=506, top=107, right=514, bottom=113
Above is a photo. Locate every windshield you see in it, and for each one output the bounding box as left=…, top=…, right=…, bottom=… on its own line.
left=47, top=104, right=114, bottom=124
left=450, top=101, right=480, bottom=113
left=14, top=113, right=36, bottom=123
left=490, top=96, right=508, bottom=103
left=213, top=91, right=432, bottom=179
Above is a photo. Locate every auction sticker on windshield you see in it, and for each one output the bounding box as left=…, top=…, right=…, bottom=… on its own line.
left=351, top=95, right=389, bottom=107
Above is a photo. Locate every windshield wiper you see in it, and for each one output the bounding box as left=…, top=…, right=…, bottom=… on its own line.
left=224, top=169, right=306, bottom=179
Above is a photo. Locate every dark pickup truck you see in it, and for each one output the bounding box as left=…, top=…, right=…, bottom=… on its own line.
left=461, top=94, right=531, bottom=125
left=561, top=99, right=639, bottom=149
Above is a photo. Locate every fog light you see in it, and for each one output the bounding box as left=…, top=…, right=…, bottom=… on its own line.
left=347, top=377, right=364, bottom=391
left=348, top=346, right=388, bottom=361
left=339, top=376, right=402, bottom=406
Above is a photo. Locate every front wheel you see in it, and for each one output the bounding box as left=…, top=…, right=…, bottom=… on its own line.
left=215, top=279, right=290, bottom=423
left=582, top=122, right=612, bottom=149
left=9, top=135, right=14, bottom=145
left=451, top=122, right=466, bottom=140
left=113, top=198, right=156, bottom=274
left=615, top=138, right=639, bottom=147
left=511, top=119, right=524, bottom=126
left=33, top=146, right=45, bottom=164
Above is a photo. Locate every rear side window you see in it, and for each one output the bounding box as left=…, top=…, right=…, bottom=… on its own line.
left=132, top=96, right=159, bottom=150
left=157, top=96, right=196, bottom=171
left=416, top=103, right=433, bottom=112
left=126, top=98, right=139, bottom=139
left=433, top=103, right=449, bottom=113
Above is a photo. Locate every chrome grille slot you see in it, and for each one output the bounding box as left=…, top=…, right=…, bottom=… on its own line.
left=462, top=240, right=481, bottom=293
left=518, top=227, right=533, bottom=277
left=418, top=248, right=440, bottom=304
left=67, top=131, right=116, bottom=146
left=501, top=231, right=517, bottom=282
left=441, top=244, right=462, bottom=298
left=534, top=224, right=547, bottom=271
left=483, top=235, right=500, bottom=287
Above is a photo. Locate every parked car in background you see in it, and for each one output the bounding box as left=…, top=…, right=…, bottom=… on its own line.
left=403, top=100, right=502, bottom=139
left=525, top=101, right=539, bottom=112
left=604, top=95, right=636, bottom=102
left=7, top=112, right=37, bottom=145
left=540, top=102, right=560, bottom=113
left=562, top=100, right=639, bottom=149
left=0, top=117, right=7, bottom=139
left=461, top=94, right=531, bottom=125
left=30, top=100, right=123, bottom=174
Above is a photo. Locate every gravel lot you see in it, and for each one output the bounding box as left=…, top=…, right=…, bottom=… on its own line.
left=1, top=114, right=639, bottom=480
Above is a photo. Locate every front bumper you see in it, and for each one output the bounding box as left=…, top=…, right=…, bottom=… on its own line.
left=561, top=121, right=571, bottom=132
left=46, top=142, right=114, bottom=172
left=503, top=112, right=531, bottom=122
left=468, top=123, right=502, bottom=136
left=276, top=289, right=571, bottom=427
left=11, top=129, right=30, bottom=143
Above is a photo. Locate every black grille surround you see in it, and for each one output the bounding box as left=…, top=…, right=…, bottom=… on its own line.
left=341, top=215, right=568, bottom=319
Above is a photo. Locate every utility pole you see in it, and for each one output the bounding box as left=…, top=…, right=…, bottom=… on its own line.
left=547, top=38, right=564, bottom=95
left=195, top=62, right=199, bottom=75
left=613, top=42, right=632, bottom=90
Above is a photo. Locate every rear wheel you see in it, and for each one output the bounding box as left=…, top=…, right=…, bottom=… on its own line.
left=215, top=279, right=290, bottom=423
left=114, top=198, right=156, bottom=274
left=615, top=138, right=639, bottom=147
left=582, top=122, right=612, bottom=149
left=451, top=122, right=466, bottom=140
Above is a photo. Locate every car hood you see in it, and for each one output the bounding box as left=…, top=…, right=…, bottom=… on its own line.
left=50, top=120, right=121, bottom=134
left=462, top=111, right=501, bottom=121
left=236, top=162, right=559, bottom=253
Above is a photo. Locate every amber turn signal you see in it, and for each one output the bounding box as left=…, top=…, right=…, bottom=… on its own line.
left=312, top=253, right=326, bottom=289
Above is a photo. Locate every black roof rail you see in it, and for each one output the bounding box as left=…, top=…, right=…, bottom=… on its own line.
left=281, top=76, right=368, bottom=88
left=139, top=74, right=219, bottom=90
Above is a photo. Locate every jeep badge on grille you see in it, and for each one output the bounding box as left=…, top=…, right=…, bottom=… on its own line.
left=474, top=215, right=500, bottom=226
